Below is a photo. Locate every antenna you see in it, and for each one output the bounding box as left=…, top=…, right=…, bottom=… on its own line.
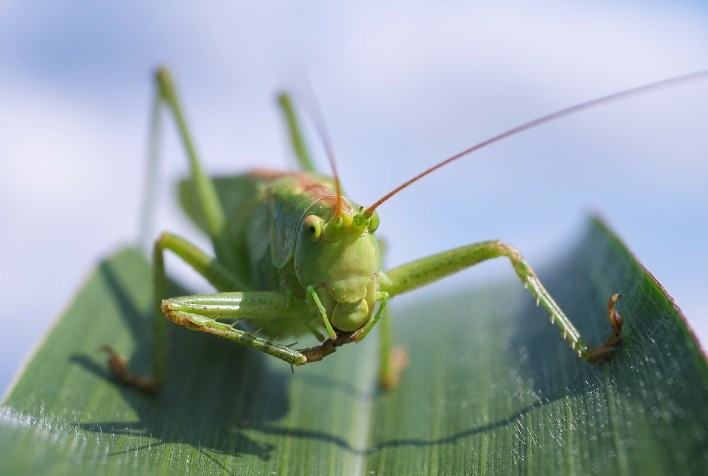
left=366, top=70, right=708, bottom=214
left=300, top=83, right=343, bottom=218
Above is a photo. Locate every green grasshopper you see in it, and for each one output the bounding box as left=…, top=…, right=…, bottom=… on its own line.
left=104, top=68, right=707, bottom=393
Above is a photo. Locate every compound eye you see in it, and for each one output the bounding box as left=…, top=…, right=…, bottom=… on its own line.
left=303, top=215, right=324, bottom=242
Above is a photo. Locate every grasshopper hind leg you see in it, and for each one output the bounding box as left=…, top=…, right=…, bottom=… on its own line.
left=107, top=68, right=248, bottom=393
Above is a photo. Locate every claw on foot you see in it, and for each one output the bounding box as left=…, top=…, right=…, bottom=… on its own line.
left=587, top=293, right=624, bottom=362
left=608, top=293, right=624, bottom=334
left=101, top=345, right=162, bottom=394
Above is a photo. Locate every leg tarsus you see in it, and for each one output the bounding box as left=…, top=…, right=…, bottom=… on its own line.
left=101, top=346, right=162, bottom=394
left=298, top=329, right=363, bottom=363
left=608, top=293, right=624, bottom=334
left=299, top=335, right=350, bottom=363
left=586, top=294, right=624, bottom=362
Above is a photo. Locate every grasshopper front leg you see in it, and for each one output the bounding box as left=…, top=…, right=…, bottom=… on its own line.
left=106, top=285, right=314, bottom=393
left=379, top=240, right=623, bottom=362
left=105, top=231, right=344, bottom=392
left=160, top=293, right=310, bottom=366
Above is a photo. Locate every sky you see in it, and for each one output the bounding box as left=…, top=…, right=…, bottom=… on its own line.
left=1, top=1, right=707, bottom=394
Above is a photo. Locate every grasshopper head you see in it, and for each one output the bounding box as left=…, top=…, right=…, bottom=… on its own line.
left=294, top=198, right=381, bottom=332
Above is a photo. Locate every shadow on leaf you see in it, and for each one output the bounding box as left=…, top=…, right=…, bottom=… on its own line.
left=71, top=257, right=290, bottom=465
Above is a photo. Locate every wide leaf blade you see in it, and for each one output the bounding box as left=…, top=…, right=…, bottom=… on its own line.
left=1, top=218, right=706, bottom=474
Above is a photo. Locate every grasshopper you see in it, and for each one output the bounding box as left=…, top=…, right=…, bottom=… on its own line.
left=104, top=68, right=707, bottom=393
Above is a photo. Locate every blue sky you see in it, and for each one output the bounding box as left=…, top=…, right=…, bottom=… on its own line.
left=1, top=1, right=707, bottom=394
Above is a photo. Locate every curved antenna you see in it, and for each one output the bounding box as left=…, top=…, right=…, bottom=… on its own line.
left=366, top=69, right=708, bottom=214
left=300, top=84, right=343, bottom=218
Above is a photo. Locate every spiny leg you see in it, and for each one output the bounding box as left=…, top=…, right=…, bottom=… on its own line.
left=104, top=232, right=246, bottom=392
left=380, top=240, right=623, bottom=362
left=278, top=93, right=317, bottom=173
left=114, top=68, right=242, bottom=392
left=160, top=292, right=309, bottom=366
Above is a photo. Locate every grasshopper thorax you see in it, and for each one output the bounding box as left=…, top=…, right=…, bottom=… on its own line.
left=294, top=197, right=381, bottom=332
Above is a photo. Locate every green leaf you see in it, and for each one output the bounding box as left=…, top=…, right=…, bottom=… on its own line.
left=2, top=217, right=706, bottom=474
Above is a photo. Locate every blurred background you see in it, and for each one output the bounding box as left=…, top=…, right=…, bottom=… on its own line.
left=1, top=1, right=707, bottom=395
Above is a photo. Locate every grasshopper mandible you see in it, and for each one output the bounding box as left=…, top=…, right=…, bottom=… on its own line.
left=103, top=68, right=707, bottom=392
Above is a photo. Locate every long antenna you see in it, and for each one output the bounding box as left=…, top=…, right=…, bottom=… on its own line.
left=302, top=85, right=343, bottom=218
left=366, top=69, right=708, bottom=214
